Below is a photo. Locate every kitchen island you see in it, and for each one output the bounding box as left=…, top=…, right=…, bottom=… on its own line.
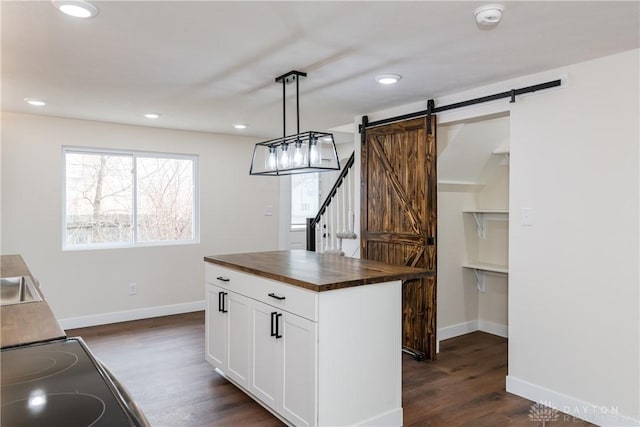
left=204, top=250, right=430, bottom=427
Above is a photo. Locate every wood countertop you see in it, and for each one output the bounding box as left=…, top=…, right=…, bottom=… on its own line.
left=204, top=250, right=432, bottom=292
left=1, top=255, right=65, bottom=348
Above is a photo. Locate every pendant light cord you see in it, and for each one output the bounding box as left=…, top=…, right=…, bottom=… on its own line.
left=296, top=74, right=300, bottom=135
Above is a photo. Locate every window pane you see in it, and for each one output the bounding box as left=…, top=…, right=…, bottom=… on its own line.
left=136, top=157, right=194, bottom=242
left=65, top=152, right=133, bottom=246
left=291, top=173, right=319, bottom=228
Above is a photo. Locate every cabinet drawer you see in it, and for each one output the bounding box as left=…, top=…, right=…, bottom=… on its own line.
left=251, top=276, right=318, bottom=322
left=205, top=264, right=252, bottom=298
left=206, top=262, right=318, bottom=321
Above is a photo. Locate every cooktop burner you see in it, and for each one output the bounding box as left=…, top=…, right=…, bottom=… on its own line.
left=2, top=392, right=106, bottom=427
left=1, top=350, right=78, bottom=385
left=1, top=338, right=138, bottom=426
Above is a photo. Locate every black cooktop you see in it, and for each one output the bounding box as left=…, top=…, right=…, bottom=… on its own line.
left=1, top=338, right=137, bottom=426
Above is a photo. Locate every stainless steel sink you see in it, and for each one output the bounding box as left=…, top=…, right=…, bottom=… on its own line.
left=0, top=276, right=42, bottom=305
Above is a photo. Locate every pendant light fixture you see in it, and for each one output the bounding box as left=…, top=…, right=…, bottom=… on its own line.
left=249, top=70, right=341, bottom=176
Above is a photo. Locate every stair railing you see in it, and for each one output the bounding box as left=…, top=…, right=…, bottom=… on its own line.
left=306, top=152, right=356, bottom=252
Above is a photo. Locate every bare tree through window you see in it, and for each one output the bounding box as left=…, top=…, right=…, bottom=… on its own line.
left=136, top=157, right=194, bottom=242
left=64, top=149, right=197, bottom=249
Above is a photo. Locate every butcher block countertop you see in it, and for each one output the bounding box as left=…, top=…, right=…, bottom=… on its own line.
left=204, top=250, right=431, bottom=292
left=1, top=255, right=65, bottom=348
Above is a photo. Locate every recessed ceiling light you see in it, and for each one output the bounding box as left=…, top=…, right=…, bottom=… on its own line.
left=233, top=124, right=247, bottom=130
left=24, top=98, right=46, bottom=106
left=144, top=113, right=160, bottom=119
left=51, top=0, right=99, bottom=18
left=474, top=4, right=504, bottom=26
left=375, top=74, right=402, bottom=85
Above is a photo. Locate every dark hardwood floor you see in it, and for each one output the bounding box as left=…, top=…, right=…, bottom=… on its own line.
left=68, top=312, right=592, bottom=427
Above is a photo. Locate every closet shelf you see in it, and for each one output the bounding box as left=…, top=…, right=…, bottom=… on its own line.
left=463, top=210, right=508, bottom=239
left=463, top=263, right=508, bottom=293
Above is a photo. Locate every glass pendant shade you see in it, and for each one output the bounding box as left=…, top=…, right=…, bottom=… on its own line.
left=292, top=140, right=306, bottom=167
left=265, top=146, right=277, bottom=171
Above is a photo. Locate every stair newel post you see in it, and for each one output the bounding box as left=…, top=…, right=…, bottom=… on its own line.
left=329, top=206, right=334, bottom=252
left=333, top=193, right=340, bottom=251
left=306, top=217, right=315, bottom=252
left=336, top=187, right=342, bottom=238
left=348, top=171, right=354, bottom=234
left=320, top=215, right=326, bottom=253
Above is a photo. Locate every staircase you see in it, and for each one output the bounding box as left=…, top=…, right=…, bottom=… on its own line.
left=306, top=152, right=357, bottom=255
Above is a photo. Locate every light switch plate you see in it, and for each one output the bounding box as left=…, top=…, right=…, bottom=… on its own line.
left=263, top=205, right=273, bottom=216
left=521, top=208, right=534, bottom=226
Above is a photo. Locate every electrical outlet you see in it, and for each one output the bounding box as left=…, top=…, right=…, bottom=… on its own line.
left=128, top=283, right=137, bottom=296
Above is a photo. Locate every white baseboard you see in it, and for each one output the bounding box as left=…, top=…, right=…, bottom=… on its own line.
left=506, top=375, right=640, bottom=427
left=478, top=319, right=508, bottom=338
left=437, top=319, right=508, bottom=345
left=59, top=300, right=205, bottom=330
left=358, top=407, right=403, bottom=426
left=438, top=320, right=479, bottom=342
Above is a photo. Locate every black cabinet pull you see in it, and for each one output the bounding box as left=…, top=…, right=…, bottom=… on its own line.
left=270, top=312, right=277, bottom=337
left=216, top=276, right=230, bottom=282
left=275, top=313, right=283, bottom=339
left=268, top=293, right=286, bottom=300
left=221, top=292, right=228, bottom=313
left=217, top=291, right=223, bottom=312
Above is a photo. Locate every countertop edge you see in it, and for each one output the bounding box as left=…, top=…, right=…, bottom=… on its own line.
left=204, top=252, right=432, bottom=292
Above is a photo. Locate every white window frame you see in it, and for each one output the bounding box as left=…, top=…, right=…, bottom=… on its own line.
left=62, top=146, right=200, bottom=251
left=290, top=173, right=321, bottom=231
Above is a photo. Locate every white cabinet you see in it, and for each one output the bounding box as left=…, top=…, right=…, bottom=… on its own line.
left=249, top=300, right=317, bottom=426
left=205, top=282, right=250, bottom=388
left=249, top=300, right=279, bottom=408
left=205, top=262, right=402, bottom=427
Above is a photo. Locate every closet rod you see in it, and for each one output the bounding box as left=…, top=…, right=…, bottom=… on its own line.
left=360, top=78, right=562, bottom=130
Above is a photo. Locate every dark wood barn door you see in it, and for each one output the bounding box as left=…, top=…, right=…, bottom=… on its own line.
left=361, top=116, right=437, bottom=360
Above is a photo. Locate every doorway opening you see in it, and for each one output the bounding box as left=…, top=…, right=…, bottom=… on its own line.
left=437, top=112, right=510, bottom=344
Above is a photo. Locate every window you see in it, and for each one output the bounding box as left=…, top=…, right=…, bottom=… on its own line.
left=291, top=173, right=320, bottom=230
left=63, top=147, right=198, bottom=250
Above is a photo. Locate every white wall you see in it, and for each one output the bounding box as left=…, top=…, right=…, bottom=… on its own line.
left=354, top=49, right=639, bottom=425
left=507, top=50, right=639, bottom=426
left=1, top=113, right=279, bottom=327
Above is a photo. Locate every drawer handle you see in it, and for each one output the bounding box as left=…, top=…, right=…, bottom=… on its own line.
left=268, top=293, right=286, bottom=301
left=216, top=276, right=230, bottom=282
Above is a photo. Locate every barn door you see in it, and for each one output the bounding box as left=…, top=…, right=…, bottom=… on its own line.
left=361, top=116, right=437, bottom=360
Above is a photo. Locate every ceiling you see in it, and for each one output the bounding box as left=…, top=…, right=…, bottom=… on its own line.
left=2, top=1, right=638, bottom=143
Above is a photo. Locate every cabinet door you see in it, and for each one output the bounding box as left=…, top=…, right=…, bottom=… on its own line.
left=249, top=300, right=280, bottom=410
left=280, top=312, right=317, bottom=426
left=226, top=291, right=251, bottom=388
left=205, top=284, right=227, bottom=371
